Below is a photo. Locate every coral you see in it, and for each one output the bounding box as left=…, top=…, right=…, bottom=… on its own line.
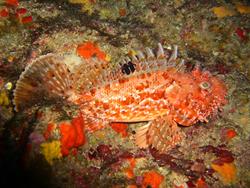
left=0, top=8, right=9, bottom=17
left=0, top=90, right=10, bottom=106
left=76, top=41, right=107, bottom=61
left=220, top=128, right=237, bottom=141
left=235, top=28, right=248, bottom=41
left=200, top=145, right=237, bottom=185
left=60, top=115, right=86, bottom=156
left=0, top=81, right=13, bottom=125
left=43, top=123, right=56, bottom=140
left=40, top=140, right=62, bottom=165
left=142, top=170, right=164, bottom=188
left=21, top=16, right=32, bottom=24
left=6, top=0, right=19, bottom=7
left=119, top=8, right=126, bottom=17
left=211, top=162, right=237, bottom=185
left=4, top=82, right=12, bottom=90
left=124, top=158, right=136, bottom=179
left=60, top=121, right=75, bottom=156
left=0, top=80, right=12, bottom=107
left=195, top=177, right=209, bottom=188
left=110, top=123, right=128, bottom=138
left=211, top=6, right=236, bottom=18
left=0, top=0, right=32, bottom=29
left=235, top=4, right=250, bottom=14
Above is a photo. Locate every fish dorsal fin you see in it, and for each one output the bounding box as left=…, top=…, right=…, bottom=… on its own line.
left=13, top=43, right=185, bottom=111
left=117, top=43, right=185, bottom=78
left=72, top=43, right=185, bottom=93
left=13, top=54, right=73, bottom=111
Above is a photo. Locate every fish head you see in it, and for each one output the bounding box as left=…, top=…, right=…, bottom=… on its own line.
left=166, top=66, right=227, bottom=126
left=190, top=67, right=227, bottom=105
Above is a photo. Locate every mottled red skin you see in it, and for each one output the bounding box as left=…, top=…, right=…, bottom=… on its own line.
left=74, top=67, right=227, bottom=131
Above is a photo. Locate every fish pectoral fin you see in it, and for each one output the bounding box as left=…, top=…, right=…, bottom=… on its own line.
left=149, top=115, right=185, bottom=153
left=135, top=122, right=152, bottom=149
left=136, top=115, right=185, bottom=153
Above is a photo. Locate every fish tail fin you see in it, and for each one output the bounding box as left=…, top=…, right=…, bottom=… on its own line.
left=13, top=54, right=73, bottom=111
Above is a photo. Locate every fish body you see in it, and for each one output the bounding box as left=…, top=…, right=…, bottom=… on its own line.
left=13, top=44, right=227, bottom=152
left=76, top=66, right=226, bottom=125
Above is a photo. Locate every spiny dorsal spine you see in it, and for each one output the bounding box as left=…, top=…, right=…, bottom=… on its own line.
left=119, top=43, right=183, bottom=77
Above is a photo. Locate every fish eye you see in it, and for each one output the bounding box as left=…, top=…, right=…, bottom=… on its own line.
left=199, top=81, right=211, bottom=90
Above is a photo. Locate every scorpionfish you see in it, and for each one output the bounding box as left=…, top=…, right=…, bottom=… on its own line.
left=13, top=43, right=227, bottom=152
